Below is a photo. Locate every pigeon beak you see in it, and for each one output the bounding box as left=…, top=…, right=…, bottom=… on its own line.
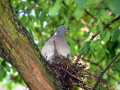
left=65, top=30, right=68, bottom=34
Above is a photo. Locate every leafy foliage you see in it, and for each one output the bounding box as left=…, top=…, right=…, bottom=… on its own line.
left=0, top=58, right=25, bottom=89
left=0, top=0, right=120, bottom=89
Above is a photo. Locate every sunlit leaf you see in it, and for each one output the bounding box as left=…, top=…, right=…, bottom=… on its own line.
left=101, top=30, right=111, bottom=43
left=64, top=0, right=71, bottom=5
left=73, top=7, right=85, bottom=20
left=49, top=0, right=62, bottom=16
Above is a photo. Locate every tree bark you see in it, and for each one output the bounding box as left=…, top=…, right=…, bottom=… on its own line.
left=0, top=0, right=62, bottom=90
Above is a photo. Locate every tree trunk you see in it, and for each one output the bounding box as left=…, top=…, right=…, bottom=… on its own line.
left=0, top=0, right=62, bottom=90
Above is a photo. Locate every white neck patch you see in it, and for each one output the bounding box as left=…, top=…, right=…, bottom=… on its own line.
left=54, top=32, right=57, bottom=35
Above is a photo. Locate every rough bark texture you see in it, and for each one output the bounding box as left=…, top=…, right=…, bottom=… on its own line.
left=0, top=0, right=62, bottom=90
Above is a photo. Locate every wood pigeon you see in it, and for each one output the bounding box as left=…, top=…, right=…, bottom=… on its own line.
left=41, top=25, right=70, bottom=63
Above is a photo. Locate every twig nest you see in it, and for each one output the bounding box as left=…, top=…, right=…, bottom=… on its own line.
left=49, top=56, right=93, bottom=90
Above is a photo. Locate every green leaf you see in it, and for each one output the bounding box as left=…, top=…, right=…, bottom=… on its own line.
left=112, top=62, right=120, bottom=71
left=101, top=30, right=110, bottom=43
left=97, top=84, right=107, bottom=90
left=40, top=12, right=46, bottom=29
left=79, top=43, right=85, bottom=51
left=0, top=66, right=4, bottom=81
left=1, top=60, right=6, bottom=66
left=20, top=15, right=26, bottom=25
left=113, top=0, right=120, bottom=15
left=64, top=0, right=71, bottom=5
left=49, top=0, right=62, bottom=16
left=107, top=0, right=120, bottom=15
left=83, top=32, right=90, bottom=37
left=98, top=19, right=103, bottom=31
left=63, top=14, right=69, bottom=25
left=83, top=42, right=90, bottom=54
left=111, top=28, right=120, bottom=41
left=75, top=0, right=87, bottom=9
left=79, top=42, right=90, bottom=54
left=118, top=35, right=120, bottom=41
left=73, top=7, right=85, bottom=20
left=90, top=39, right=101, bottom=50
left=116, top=59, right=120, bottom=62
left=90, top=47, right=96, bottom=58
left=103, top=46, right=109, bottom=53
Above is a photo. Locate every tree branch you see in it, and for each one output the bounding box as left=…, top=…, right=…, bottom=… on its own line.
left=85, top=9, right=97, bottom=20
left=103, top=16, right=120, bottom=29
left=90, top=15, right=120, bottom=41
left=76, top=15, right=120, bottom=63
left=85, top=9, right=111, bottom=29
left=17, top=1, right=41, bottom=15
left=92, top=52, right=120, bottom=89
left=0, top=1, right=63, bottom=89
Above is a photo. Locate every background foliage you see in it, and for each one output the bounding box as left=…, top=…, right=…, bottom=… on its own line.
left=0, top=0, right=120, bottom=89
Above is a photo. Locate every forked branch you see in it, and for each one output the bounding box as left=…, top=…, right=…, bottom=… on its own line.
left=92, top=52, right=120, bottom=89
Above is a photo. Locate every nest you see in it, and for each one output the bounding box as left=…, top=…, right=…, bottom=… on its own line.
left=49, top=56, right=93, bottom=90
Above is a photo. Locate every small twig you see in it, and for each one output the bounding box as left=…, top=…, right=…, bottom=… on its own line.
left=61, top=68, right=93, bottom=90
left=92, top=52, right=120, bottom=89
left=17, top=1, right=41, bottom=15
left=75, top=52, right=83, bottom=65
left=85, top=9, right=97, bottom=20
left=90, top=31, right=100, bottom=41
left=103, top=15, right=120, bottom=29
left=81, top=58, right=103, bottom=70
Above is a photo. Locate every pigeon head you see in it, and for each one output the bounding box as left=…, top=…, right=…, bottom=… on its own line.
left=56, top=25, right=67, bottom=36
